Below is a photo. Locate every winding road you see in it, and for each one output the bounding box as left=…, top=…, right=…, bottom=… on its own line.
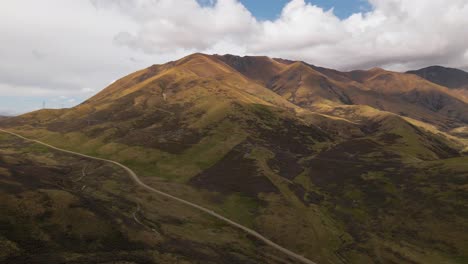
left=0, top=128, right=317, bottom=264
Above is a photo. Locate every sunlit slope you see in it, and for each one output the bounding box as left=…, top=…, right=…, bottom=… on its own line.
left=265, top=62, right=468, bottom=129
left=1, top=53, right=467, bottom=264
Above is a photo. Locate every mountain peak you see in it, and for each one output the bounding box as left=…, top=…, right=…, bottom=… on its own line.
left=175, top=52, right=214, bottom=65
left=213, top=53, right=288, bottom=85
left=67, top=53, right=468, bottom=130
left=407, top=65, right=468, bottom=89
left=369, top=67, right=385, bottom=72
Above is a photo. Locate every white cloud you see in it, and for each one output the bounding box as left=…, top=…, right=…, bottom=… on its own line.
left=1, top=0, right=468, bottom=113
left=255, top=0, right=468, bottom=70
left=251, top=2, right=345, bottom=52
left=0, top=83, right=61, bottom=97
left=99, top=0, right=256, bottom=53
left=81, top=88, right=96, bottom=93
left=90, top=0, right=468, bottom=71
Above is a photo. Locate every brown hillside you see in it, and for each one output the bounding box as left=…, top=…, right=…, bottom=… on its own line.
left=1, top=53, right=467, bottom=264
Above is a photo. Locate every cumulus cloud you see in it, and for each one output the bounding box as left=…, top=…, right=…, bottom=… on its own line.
left=1, top=0, right=468, bottom=113
left=92, top=0, right=256, bottom=53
left=99, top=0, right=468, bottom=70
left=252, top=2, right=345, bottom=52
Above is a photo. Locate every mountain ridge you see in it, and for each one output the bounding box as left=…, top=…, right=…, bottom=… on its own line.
left=1, top=53, right=467, bottom=264
left=407, top=65, right=468, bottom=89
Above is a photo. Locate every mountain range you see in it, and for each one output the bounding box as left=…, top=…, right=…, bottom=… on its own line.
left=1, top=53, right=467, bottom=264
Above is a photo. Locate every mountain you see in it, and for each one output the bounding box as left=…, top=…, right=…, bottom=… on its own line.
left=1, top=53, right=467, bottom=264
left=217, top=56, right=468, bottom=129
left=407, top=65, right=468, bottom=89
left=407, top=66, right=468, bottom=103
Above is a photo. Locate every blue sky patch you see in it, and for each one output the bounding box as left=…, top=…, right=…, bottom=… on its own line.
left=198, top=0, right=372, bottom=20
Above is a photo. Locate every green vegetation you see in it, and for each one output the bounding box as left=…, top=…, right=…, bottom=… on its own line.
left=0, top=134, right=294, bottom=264
left=220, top=193, right=259, bottom=227
left=1, top=53, right=467, bottom=264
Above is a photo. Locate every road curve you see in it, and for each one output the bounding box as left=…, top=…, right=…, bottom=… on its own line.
left=0, top=129, right=317, bottom=264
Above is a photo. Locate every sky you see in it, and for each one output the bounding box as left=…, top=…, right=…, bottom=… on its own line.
left=1, top=0, right=468, bottom=115
left=222, top=1, right=371, bottom=20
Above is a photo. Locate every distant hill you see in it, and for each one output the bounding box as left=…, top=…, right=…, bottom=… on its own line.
left=407, top=65, right=468, bottom=89
left=1, top=53, right=467, bottom=264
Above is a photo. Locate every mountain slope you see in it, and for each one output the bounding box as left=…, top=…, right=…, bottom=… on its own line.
left=407, top=65, right=468, bottom=89
left=272, top=62, right=468, bottom=128
left=0, top=132, right=293, bottom=264
left=1, top=53, right=467, bottom=264
left=407, top=65, right=468, bottom=103
left=215, top=55, right=468, bottom=129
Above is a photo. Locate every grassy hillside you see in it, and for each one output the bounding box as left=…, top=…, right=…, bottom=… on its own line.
left=0, top=132, right=301, bottom=264
left=1, top=53, right=467, bottom=264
